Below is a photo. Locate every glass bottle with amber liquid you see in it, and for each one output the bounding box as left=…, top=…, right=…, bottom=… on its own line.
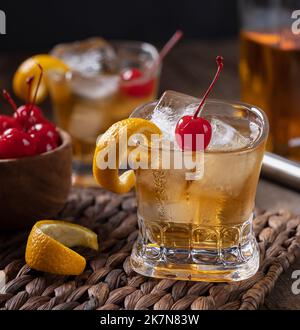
left=239, top=0, right=300, bottom=160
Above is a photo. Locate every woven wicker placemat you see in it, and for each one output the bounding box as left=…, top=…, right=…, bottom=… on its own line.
left=0, top=187, right=299, bottom=310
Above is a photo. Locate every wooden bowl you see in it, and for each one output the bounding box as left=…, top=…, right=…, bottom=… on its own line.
left=0, top=129, right=72, bottom=230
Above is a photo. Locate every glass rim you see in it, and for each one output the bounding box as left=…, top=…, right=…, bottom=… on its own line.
left=113, top=40, right=161, bottom=86
left=49, top=40, right=160, bottom=86
left=130, top=98, right=269, bottom=154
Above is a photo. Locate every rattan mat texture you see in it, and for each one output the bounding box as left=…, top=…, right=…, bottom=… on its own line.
left=0, top=187, right=299, bottom=310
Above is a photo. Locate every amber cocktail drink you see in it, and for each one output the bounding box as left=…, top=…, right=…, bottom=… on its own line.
left=47, top=38, right=160, bottom=185
left=239, top=0, right=300, bottom=160
left=240, top=30, right=300, bottom=158
left=130, top=92, right=268, bottom=281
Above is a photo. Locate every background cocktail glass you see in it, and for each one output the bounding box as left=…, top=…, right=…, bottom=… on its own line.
left=47, top=38, right=160, bottom=186
left=239, top=0, right=300, bottom=160
left=130, top=96, right=268, bottom=281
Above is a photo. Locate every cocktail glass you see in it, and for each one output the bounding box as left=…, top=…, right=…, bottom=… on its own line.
left=47, top=38, right=160, bottom=186
left=129, top=92, right=268, bottom=281
left=239, top=0, right=300, bottom=160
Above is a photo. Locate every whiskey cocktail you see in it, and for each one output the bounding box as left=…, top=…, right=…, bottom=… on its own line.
left=129, top=92, right=268, bottom=281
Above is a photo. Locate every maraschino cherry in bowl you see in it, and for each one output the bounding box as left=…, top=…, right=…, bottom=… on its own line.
left=0, top=71, right=72, bottom=229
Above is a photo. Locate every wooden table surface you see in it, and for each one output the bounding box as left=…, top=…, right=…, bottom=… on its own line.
left=0, top=40, right=299, bottom=309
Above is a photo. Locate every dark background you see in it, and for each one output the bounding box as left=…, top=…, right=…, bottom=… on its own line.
left=0, top=0, right=240, bottom=114
left=0, top=0, right=238, bottom=50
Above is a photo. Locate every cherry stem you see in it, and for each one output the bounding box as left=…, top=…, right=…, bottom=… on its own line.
left=26, top=76, right=34, bottom=104
left=193, top=56, right=224, bottom=119
left=2, top=90, right=17, bottom=112
left=30, top=63, right=43, bottom=111
left=159, top=30, right=183, bottom=63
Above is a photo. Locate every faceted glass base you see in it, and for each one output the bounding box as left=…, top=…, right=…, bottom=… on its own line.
left=130, top=215, right=260, bottom=282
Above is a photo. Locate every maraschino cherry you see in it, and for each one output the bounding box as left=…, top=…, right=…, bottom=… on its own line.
left=28, top=123, right=59, bottom=153
left=0, top=115, right=22, bottom=134
left=28, top=122, right=59, bottom=143
left=0, top=63, right=60, bottom=159
left=13, top=65, right=46, bottom=129
left=120, top=68, right=155, bottom=97
left=120, top=30, right=183, bottom=97
left=1, top=90, right=23, bottom=133
left=15, top=104, right=45, bottom=129
left=0, top=128, right=36, bottom=158
left=24, top=66, right=59, bottom=153
left=2, top=88, right=45, bottom=130
left=0, top=91, right=36, bottom=159
left=175, top=56, right=224, bottom=151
